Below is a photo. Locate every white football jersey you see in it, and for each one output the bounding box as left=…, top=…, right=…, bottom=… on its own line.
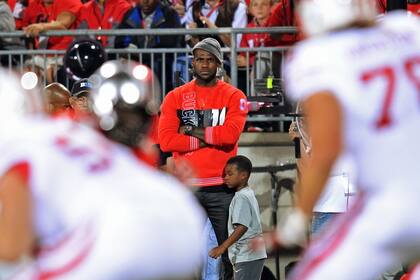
left=0, top=116, right=205, bottom=279
left=285, top=12, right=420, bottom=193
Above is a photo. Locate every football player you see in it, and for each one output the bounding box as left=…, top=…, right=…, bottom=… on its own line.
left=0, top=63, right=205, bottom=279
left=258, top=1, right=420, bottom=279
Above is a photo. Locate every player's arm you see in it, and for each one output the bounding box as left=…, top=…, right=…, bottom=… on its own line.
left=0, top=162, right=35, bottom=261
left=273, top=92, right=343, bottom=247
left=208, top=224, right=248, bottom=259
left=296, top=92, right=343, bottom=216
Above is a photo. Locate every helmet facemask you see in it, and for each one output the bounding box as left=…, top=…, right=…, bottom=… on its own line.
left=90, top=61, right=160, bottom=148
left=102, top=100, right=153, bottom=147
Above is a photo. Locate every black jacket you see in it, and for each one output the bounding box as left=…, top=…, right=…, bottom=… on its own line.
left=115, top=3, right=182, bottom=49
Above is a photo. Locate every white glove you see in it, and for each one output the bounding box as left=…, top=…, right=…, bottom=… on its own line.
left=276, top=209, right=308, bottom=247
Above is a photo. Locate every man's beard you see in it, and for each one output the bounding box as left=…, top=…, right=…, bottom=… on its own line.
left=195, top=71, right=217, bottom=83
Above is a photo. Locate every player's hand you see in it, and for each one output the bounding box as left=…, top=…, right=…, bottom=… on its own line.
left=250, top=231, right=283, bottom=252
left=209, top=246, right=225, bottom=259
left=252, top=209, right=308, bottom=251
left=165, top=157, right=195, bottom=185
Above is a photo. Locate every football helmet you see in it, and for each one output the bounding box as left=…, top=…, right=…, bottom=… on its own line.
left=89, top=60, right=160, bottom=147
left=64, top=39, right=107, bottom=80
left=298, top=0, right=378, bottom=37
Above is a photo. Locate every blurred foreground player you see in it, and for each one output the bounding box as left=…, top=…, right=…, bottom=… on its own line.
left=258, top=1, right=420, bottom=279
left=0, top=64, right=204, bottom=279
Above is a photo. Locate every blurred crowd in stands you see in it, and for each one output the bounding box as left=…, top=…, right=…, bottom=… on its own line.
left=0, top=0, right=285, bottom=83
left=0, top=0, right=419, bottom=92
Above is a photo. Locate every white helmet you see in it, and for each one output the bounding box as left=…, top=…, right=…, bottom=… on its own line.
left=298, top=0, right=378, bottom=37
left=0, top=68, right=44, bottom=134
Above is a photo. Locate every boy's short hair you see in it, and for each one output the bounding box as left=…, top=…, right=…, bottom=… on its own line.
left=226, top=155, right=252, bottom=177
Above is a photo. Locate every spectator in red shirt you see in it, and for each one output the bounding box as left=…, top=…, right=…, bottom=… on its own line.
left=22, top=0, right=53, bottom=49
left=77, top=0, right=132, bottom=47
left=264, top=0, right=297, bottom=47
left=237, top=0, right=272, bottom=67
left=7, top=0, right=17, bottom=11
left=22, top=0, right=52, bottom=27
left=159, top=38, right=248, bottom=280
left=261, top=0, right=298, bottom=78
left=8, top=0, right=32, bottom=29
left=23, top=0, right=82, bottom=83
left=23, top=0, right=82, bottom=50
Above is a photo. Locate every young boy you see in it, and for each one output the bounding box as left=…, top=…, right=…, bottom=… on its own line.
left=209, top=155, right=267, bottom=280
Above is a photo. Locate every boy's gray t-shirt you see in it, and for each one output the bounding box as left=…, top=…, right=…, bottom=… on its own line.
left=228, top=186, right=267, bottom=264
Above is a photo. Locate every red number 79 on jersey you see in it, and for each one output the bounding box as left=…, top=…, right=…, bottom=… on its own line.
left=361, top=55, right=420, bottom=129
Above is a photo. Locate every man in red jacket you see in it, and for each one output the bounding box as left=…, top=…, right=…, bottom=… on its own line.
left=264, top=0, right=298, bottom=47
left=158, top=37, right=248, bottom=280
left=77, top=0, right=132, bottom=47
left=23, top=0, right=82, bottom=50
left=23, top=0, right=82, bottom=83
left=22, top=0, right=52, bottom=28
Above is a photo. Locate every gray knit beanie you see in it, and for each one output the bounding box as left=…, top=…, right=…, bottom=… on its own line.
left=192, top=38, right=223, bottom=64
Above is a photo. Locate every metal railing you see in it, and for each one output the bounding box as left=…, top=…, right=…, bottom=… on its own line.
left=0, top=27, right=296, bottom=88
left=0, top=27, right=298, bottom=130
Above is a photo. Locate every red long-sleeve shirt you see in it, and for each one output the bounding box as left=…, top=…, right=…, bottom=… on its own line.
left=264, top=1, right=299, bottom=46
left=47, top=0, right=82, bottom=50
left=22, top=0, right=52, bottom=27
left=158, top=79, right=248, bottom=187
left=240, top=19, right=267, bottom=65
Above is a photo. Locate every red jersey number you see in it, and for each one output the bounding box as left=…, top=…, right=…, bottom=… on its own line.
left=54, top=136, right=111, bottom=173
left=361, top=55, right=420, bottom=129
